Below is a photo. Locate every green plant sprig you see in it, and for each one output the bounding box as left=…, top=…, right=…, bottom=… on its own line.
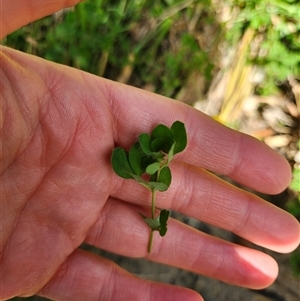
left=111, top=121, right=187, bottom=253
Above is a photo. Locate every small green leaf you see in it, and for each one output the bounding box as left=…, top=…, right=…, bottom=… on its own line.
left=151, top=124, right=174, bottom=153
left=159, top=227, right=167, bottom=236
left=146, top=162, right=161, bottom=175
left=147, top=182, right=169, bottom=191
left=159, top=209, right=170, bottom=227
left=150, top=173, right=156, bottom=182
left=139, top=133, right=151, bottom=155
left=139, top=213, right=161, bottom=230
left=158, top=210, right=170, bottom=236
left=129, top=173, right=152, bottom=190
left=171, top=121, right=187, bottom=155
left=150, top=137, right=164, bottom=152
left=128, top=142, right=146, bottom=176
left=147, top=166, right=171, bottom=191
left=157, top=166, right=172, bottom=189
left=111, top=147, right=134, bottom=179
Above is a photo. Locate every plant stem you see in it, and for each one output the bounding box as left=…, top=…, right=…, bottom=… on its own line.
left=148, top=189, right=156, bottom=253
left=148, top=165, right=162, bottom=253
left=151, top=189, right=156, bottom=219
left=148, top=229, right=154, bottom=253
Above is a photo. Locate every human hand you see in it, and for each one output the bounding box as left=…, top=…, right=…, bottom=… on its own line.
left=1, top=1, right=299, bottom=300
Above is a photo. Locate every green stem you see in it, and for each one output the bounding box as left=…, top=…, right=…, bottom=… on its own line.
left=147, top=167, right=161, bottom=253
left=148, top=229, right=154, bottom=253
left=151, top=189, right=156, bottom=219
left=148, top=189, right=156, bottom=253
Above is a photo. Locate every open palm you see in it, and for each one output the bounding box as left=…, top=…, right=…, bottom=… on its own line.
left=1, top=1, right=299, bottom=301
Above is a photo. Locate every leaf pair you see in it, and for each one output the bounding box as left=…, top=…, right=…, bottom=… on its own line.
left=150, top=120, right=187, bottom=159
left=139, top=210, right=170, bottom=237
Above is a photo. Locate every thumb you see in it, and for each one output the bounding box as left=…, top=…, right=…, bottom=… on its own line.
left=0, top=0, right=84, bottom=39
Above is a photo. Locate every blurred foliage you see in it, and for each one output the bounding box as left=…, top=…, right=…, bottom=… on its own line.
left=286, top=143, right=300, bottom=220
left=3, top=0, right=215, bottom=98
left=224, top=0, right=300, bottom=95
left=290, top=249, right=300, bottom=277
left=3, top=0, right=299, bottom=96
left=289, top=167, right=300, bottom=195
left=286, top=140, right=300, bottom=276
left=287, top=139, right=300, bottom=214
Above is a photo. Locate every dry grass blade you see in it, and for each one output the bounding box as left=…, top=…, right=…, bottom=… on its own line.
left=218, top=28, right=255, bottom=124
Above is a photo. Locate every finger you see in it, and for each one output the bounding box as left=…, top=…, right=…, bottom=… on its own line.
left=106, top=80, right=291, bottom=194
left=111, top=162, right=300, bottom=253
left=1, top=0, right=83, bottom=39
left=38, top=249, right=203, bottom=301
left=85, top=198, right=280, bottom=289
left=1, top=45, right=290, bottom=195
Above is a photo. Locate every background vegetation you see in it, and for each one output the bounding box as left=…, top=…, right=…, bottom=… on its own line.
left=4, top=0, right=216, bottom=98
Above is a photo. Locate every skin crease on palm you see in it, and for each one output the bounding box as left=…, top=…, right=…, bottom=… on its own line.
left=0, top=1, right=299, bottom=301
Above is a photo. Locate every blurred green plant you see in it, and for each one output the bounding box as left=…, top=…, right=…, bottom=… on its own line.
left=225, top=0, right=300, bottom=95
left=289, top=168, right=300, bottom=196
left=3, top=0, right=215, bottom=98
left=286, top=140, right=300, bottom=276
left=289, top=249, right=300, bottom=277
left=287, top=140, right=300, bottom=217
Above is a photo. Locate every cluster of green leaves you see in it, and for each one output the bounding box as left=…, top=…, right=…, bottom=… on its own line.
left=112, top=121, right=187, bottom=191
left=111, top=121, right=187, bottom=252
left=225, top=0, right=300, bottom=95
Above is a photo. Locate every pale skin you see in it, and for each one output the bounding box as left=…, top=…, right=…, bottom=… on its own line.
left=0, top=1, right=299, bottom=300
